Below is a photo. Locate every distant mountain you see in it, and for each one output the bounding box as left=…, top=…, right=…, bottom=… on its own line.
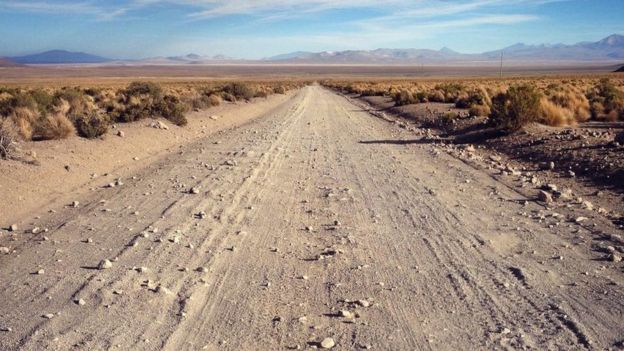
left=0, top=58, right=20, bottom=67
left=134, top=53, right=236, bottom=64
left=7, top=50, right=111, bottom=64
left=268, top=34, right=624, bottom=64
left=616, top=64, right=624, bottom=72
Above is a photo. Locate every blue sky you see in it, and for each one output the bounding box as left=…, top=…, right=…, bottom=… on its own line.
left=0, top=0, right=622, bottom=59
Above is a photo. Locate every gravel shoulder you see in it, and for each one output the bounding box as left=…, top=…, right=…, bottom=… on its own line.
left=0, top=86, right=622, bottom=350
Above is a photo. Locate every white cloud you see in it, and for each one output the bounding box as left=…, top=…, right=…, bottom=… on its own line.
left=0, top=0, right=128, bottom=20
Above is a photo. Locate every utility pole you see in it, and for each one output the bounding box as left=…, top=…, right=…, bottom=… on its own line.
left=499, top=51, right=504, bottom=78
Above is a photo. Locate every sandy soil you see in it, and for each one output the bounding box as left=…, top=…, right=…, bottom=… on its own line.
left=0, top=86, right=622, bottom=350
left=0, top=92, right=293, bottom=224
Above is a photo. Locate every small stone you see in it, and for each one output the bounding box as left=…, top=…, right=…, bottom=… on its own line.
left=339, top=310, right=353, bottom=318
left=117, top=130, right=125, bottom=137
left=537, top=190, right=553, bottom=203
left=42, top=313, right=55, bottom=319
left=190, top=187, right=200, bottom=194
left=36, top=269, right=45, bottom=275
left=98, top=259, right=113, bottom=270
left=0, top=247, right=10, bottom=254
left=609, top=253, right=622, bottom=263
left=31, top=227, right=41, bottom=234
left=0, top=326, right=12, bottom=332
left=320, top=337, right=336, bottom=349
left=8, top=224, right=17, bottom=232
left=357, top=299, right=370, bottom=308
left=75, top=298, right=86, bottom=306
left=71, top=201, right=80, bottom=208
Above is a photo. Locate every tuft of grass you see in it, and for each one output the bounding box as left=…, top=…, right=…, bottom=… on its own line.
left=489, top=85, right=542, bottom=132
left=539, top=98, right=576, bottom=127
left=38, top=111, right=75, bottom=140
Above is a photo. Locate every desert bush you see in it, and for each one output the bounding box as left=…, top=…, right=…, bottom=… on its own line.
left=0, top=118, right=18, bottom=159
left=74, top=112, right=109, bottom=138
left=223, top=83, right=255, bottom=101
left=428, top=90, right=446, bottom=103
left=8, top=107, right=38, bottom=140
left=393, top=90, right=419, bottom=106
left=273, top=85, right=286, bottom=94
left=208, top=94, right=222, bottom=106
left=539, top=97, right=576, bottom=127
left=588, top=79, right=624, bottom=120
left=0, top=91, right=37, bottom=117
left=469, top=104, right=491, bottom=117
left=155, top=95, right=188, bottom=126
left=125, top=82, right=163, bottom=99
left=37, top=111, right=75, bottom=140
left=489, top=85, right=542, bottom=132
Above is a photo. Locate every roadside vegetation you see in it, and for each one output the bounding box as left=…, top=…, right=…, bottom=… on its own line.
left=323, top=76, right=624, bottom=132
left=0, top=80, right=306, bottom=158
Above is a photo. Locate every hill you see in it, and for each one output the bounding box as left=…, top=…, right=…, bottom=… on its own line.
left=8, top=50, right=111, bottom=64
left=269, top=34, right=624, bottom=64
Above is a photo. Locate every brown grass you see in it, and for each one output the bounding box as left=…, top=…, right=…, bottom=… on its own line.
left=0, top=118, right=19, bottom=159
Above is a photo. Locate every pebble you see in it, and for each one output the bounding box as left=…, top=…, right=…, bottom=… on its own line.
left=609, top=253, right=622, bottom=263
left=75, top=298, right=86, bottom=306
left=98, top=259, right=113, bottom=270
left=357, top=299, right=371, bottom=308
left=320, top=337, right=336, bottom=349
left=42, top=313, right=55, bottom=319
left=190, top=187, right=200, bottom=194
left=339, top=310, right=353, bottom=318
left=36, top=269, right=45, bottom=275
left=8, top=224, right=17, bottom=232
left=71, top=201, right=80, bottom=208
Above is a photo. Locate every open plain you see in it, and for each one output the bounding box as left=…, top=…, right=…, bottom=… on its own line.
left=1, top=85, right=623, bottom=350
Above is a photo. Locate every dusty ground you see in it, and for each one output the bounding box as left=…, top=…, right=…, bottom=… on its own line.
left=0, top=92, right=293, bottom=224
left=0, top=86, right=623, bottom=350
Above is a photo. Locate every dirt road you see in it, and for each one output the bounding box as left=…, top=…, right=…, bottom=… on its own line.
left=1, top=86, right=622, bottom=350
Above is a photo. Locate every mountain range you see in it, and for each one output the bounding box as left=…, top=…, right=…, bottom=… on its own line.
left=1, top=34, right=624, bottom=65
left=267, top=34, right=624, bottom=64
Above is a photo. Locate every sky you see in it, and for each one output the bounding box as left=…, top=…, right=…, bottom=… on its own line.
left=0, top=0, right=622, bottom=59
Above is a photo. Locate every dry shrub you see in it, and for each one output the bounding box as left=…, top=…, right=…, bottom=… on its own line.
left=539, top=98, right=576, bottom=127
left=551, top=91, right=590, bottom=123
left=273, top=85, right=286, bottom=94
left=74, top=112, right=109, bottom=139
left=489, top=85, right=541, bottom=132
left=37, top=102, right=75, bottom=140
left=0, top=118, right=19, bottom=159
left=469, top=104, right=491, bottom=117
left=9, top=107, right=38, bottom=140
left=428, top=90, right=446, bottom=103
left=208, top=94, right=221, bottom=106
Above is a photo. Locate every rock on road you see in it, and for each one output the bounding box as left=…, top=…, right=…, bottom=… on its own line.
left=0, top=86, right=622, bottom=350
